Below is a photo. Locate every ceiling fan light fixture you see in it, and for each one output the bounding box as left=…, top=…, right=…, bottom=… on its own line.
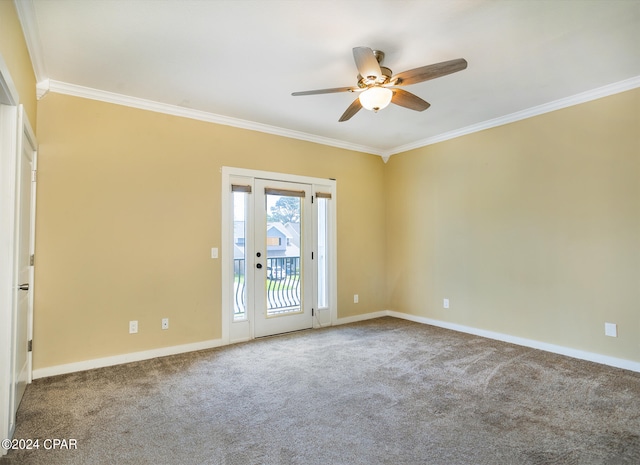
left=292, top=47, right=467, bottom=122
left=359, top=86, right=393, bottom=112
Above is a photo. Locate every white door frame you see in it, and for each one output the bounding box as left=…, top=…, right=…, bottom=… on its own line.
left=221, top=167, right=337, bottom=344
left=0, top=55, right=37, bottom=453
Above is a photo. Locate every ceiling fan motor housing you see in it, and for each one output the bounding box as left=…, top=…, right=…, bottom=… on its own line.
left=358, top=66, right=393, bottom=88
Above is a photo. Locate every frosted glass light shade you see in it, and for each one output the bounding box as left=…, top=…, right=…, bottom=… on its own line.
left=359, top=87, right=393, bottom=112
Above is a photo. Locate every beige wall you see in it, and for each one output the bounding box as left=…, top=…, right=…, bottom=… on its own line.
left=0, top=0, right=37, bottom=127
left=30, top=58, right=639, bottom=369
left=386, top=88, right=640, bottom=362
left=33, top=93, right=387, bottom=369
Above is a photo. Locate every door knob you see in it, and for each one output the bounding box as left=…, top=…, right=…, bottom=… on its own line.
left=256, top=263, right=263, bottom=269
left=19, top=283, right=29, bottom=291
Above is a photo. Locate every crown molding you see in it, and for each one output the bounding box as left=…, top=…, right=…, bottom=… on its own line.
left=40, top=75, right=640, bottom=160
left=384, top=75, right=640, bottom=157
left=14, top=0, right=47, bottom=83
left=35, top=78, right=49, bottom=100
left=47, top=80, right=383, bottom=156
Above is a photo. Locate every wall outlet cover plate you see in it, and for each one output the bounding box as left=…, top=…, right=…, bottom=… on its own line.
left=605, top=322, right=617, bottom=337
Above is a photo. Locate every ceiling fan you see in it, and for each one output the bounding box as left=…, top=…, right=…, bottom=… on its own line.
left=292, top=47, right=467, bottom=122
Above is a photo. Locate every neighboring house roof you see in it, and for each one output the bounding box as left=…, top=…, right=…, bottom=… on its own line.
left=284, top=223, right=300, bottom=248
left=285, top=222, right=299, bottom=236
left=267, top=222, right=292, bottom=238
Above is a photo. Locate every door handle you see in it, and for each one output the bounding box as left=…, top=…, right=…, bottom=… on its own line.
left=19, top=283, right=29, bottom=291
left=256, top=263, right=263, bottom=269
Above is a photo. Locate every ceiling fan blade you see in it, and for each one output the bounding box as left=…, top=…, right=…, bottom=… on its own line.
left=338, top=98, right=362, bottom=122
left=391, top=89, right=431, bottom=111
left=292, top=86, right=357, bottom=96
left=392, top=58, right=467, bottom=86
left=353, top=46, right=382, bottom=80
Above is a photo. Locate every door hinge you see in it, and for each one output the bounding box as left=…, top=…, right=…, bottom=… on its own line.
left=311, top=251, right=314, bottom=260
left=30, top=254, right=34, bottom=266
left=312, top=308, right=314, bottom=317
left=31, top=170, right=37, bottom=183
left=28, top=340, right=33, bottom=352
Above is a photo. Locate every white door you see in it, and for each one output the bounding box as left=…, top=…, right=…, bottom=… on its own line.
left=253, top=180, right=313, bottom=337
left=10, top=108, right=36, bottom=428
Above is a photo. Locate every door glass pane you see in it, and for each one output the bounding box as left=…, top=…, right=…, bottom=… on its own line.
left=266, top=192, right=302, bottom=316
left=233, top=191, right=248, bottom=321
left=317, top=198, right=328, bottom=308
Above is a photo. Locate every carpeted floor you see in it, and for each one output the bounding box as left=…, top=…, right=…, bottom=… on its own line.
left=2, top=317, right=640, bottom=465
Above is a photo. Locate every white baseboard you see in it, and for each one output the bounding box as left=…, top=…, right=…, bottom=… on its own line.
left=33, top=311, right=385, bottom=379
left=386, top=310, right=640, bottom=373
left=33, top=309, right=640, bottom=379
left=32, top=338, right=226, bottom=379
left=335, top=310, right=388, bottom=326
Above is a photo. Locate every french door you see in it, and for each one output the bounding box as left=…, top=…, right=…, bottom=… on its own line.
left=253, top=179, right=312, bottom=337
left=222, top=168, right=336, bottom=342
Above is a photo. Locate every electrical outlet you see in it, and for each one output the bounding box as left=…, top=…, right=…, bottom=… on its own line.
left=354, top=294, right=359, bottom=304
left=129, top=320, right=138, bottom=334
left=162, top=318, right=169, bottom=330
left=443, top=298, right=449, bottom=309
left=605, top=322, right=617, bottom=337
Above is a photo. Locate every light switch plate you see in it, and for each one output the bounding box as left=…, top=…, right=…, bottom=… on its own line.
left=211, top=247, right=218, bottom=259
left=443, top=298, right=449, bottom=309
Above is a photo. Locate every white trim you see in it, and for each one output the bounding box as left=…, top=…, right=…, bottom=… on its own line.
left=335, top=310, right=388, bottom=326
left=28, top=308, right=640, bottom=381
left=25, top=113, right=37, bottom=386
left=386, top=311, right=640, bottom=374
left=385, top=75, right=640, bottom=157
left=21, top=106, right=37, bottom=152
left=222, top=167, right=336, bottom=187
left=13, top=0, right=47, bottom=83
left=0, top=54, right=19, bottom=105
left=12, top=0, right=640, bottom=160
left=220, top=170, right=232, bottom=346
left=0, top=55, right=21, bottom=454
left=36, top=79, right=49, bottom=100
left=221, top=167, right=337, bottom=342
left=0, top=103, right=19, bottom=457
left=47, top=80, right=384, bottom=156
left=44, top=75, right=640, bottom=160
left=32, top=338, right=226, bottom=379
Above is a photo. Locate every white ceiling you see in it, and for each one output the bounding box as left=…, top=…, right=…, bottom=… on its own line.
left=18, top=0, right=640, bottom=158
